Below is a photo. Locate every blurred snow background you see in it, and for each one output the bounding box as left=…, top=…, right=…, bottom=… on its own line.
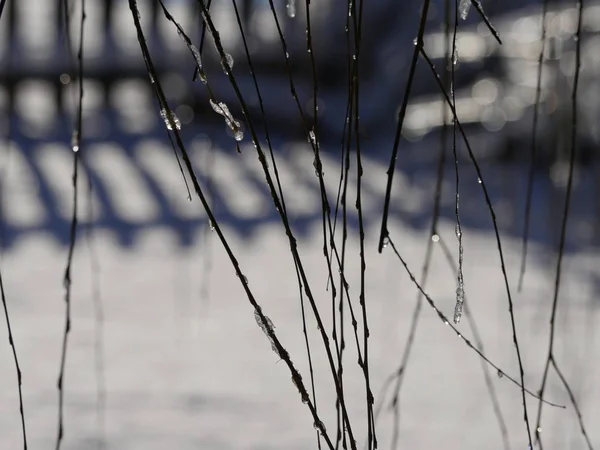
left=1, top=0, right=600, bottom=449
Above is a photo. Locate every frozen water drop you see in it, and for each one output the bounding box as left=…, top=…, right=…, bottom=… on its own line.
left=497, top=369, right=504, bottom=379
left=291, top=376, right=309, bottom=403
left=313, top=156, right=322, bottom=177
left=313, top=419, right=326, bottom=432
left=459, top=0, right=471, bottom=20
left=254, top=308, right=280, bottom=357
left=382, top=237, right=390, bottom=248
left=453, top=296, right=464, bottom=324
left=452, top=49, right=459, bottom=66
left=160, top=108, right=181, bottom=131
left=308, top=129, right=316, bottom=145
left=477, top=177, right=482, bottom=184
left=221, top=52, right=234, bottom=73
left=209, top=99, right=244, bottom=142
left=71, top=130, right=80, bottom=153
left=455, top=224, right=462, bottom=239
left=431, top=234, right=440, bottom=242
left=237, top=273, right=248, bottom=284
left=286, top=0, right=296, bottom=18
left=208, top=218, right=215, bottom=231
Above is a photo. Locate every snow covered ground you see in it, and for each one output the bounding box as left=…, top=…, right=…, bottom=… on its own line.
left=1, top=137, right=599, bottom=449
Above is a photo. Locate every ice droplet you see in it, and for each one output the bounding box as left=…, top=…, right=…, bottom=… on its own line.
left=382, top=237, right=390, bottom=248
left=209, top=99, right=244, bottom=142
left=71, top=130, right=80, bottom=153
left=221, top=53, right=234, bottom=73
left=160, top=108, right=181, bottom=131
left=536, top=427, right=542, bottom=434
left=459, top=0, right=471, bottom=20
left=208, top=218, right=215, bottom=231
left=291, top=376, right=309, bottom=404
left=308, top=129, right=316, bottom=145
left=497, top=369, right=504, bottom=379
left=455, top=224, right=462, bottom=239
left=313, top=155, right=322, bottom=177
left=254, top=308, right=281, bottom=357
left=431, top=234, right=440, bottom=242
left=477, top=177, right=482, bottom=184
left=188, top=43, right=208, bottom=84
left=237, top=273, right=248, bottom=284
left=286, top=0, right=296, bottom=18
left=452, top=49, right=459, bottom=66
left=313, top=419, right=326, bottom=432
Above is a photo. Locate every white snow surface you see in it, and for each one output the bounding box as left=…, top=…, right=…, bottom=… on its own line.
left=1, top=145, right=599, bottom=450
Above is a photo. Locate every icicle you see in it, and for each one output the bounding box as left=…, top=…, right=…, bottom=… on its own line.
left=160, top=108, right=181, bottom=131
left=209, top=99, right=244, bottom=141
left=453, top=221, right=465, bottom=324
left=453, top=286, right=464, bottom=324
left=459, top=0, right=471, bottom=20
left=286, top=0, right=296, bottom=18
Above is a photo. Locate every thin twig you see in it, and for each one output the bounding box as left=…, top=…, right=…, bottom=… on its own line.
left=1, top=262, right=27, bottom=449
left=378, top=2, right=452, bottom=444
left=379, top=0, right=431, bottom=253
left=418, top=48, right=534, bottom=448
left=437, top=235, right=511, bottom=450
left=56, top=1, right=85, bottom=448
left=469, top=0, right=502, bottom=45
left=347, top=0, right=375, bottom=448
left=386, top=236, right=563, bottom=409
left=518, top=0, right=549, bottom=292
left=551, top=356, right=594, bottom=450
left=534, top=1, right=586, bottom=448
left=129, top=2, right=338, bottom=447
left=82, top=163, right=106, bottom=450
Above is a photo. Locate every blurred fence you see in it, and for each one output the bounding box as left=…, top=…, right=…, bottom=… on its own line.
left=1, top=0, right=599, bottom=250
